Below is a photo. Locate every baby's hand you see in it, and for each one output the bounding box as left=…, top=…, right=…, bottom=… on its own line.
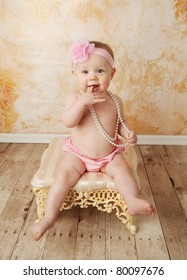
left=80, top=86, right=106, bottom=106
left=127, top=130, right=137, bottom=146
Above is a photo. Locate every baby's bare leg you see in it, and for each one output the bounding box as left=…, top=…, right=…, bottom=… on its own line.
left=31, top=152, right=86, bottom=240
left=101, top=154, right=155, bottom=215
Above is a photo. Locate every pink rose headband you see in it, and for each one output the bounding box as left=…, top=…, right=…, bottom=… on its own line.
left=70, top=40, right=114, bottom=67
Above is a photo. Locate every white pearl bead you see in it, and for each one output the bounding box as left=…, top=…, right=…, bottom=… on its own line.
left=89, top=91, right=129, bottom=147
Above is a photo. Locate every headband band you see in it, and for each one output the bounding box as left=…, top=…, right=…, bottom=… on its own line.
left=70, top=40, right=114, bottom=67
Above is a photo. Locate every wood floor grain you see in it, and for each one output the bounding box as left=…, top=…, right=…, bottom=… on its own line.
left=0, top=143, right=186, bottom=260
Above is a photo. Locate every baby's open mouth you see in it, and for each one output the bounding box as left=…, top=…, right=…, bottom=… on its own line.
left=88, top=84, right=100, bottom=91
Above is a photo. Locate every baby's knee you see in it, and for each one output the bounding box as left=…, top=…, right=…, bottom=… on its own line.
left=114, top=165, right=131, bottom=179
left=115, top=163, right=131, bottom=175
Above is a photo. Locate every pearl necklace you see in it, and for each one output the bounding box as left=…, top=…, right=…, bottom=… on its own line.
left=88, top=91, right=131, bottom=147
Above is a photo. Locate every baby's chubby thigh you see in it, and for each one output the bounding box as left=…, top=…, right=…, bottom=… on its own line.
left=53, top=152, right=86, bottom=187
left=101, top=153, right=130, bottom=178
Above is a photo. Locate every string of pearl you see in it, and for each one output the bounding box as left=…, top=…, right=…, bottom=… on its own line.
left=108, top=91, right=131, bottom=136
left=89, top=92, right=131, bottom=147
left=80, top=90, right=131, bottom=147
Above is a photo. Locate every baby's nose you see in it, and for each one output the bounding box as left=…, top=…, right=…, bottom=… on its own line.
left=89, top=72, right=98, bottom=80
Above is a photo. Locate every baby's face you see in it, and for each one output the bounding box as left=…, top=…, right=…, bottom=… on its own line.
left=73, top=54, right=115, bottom=93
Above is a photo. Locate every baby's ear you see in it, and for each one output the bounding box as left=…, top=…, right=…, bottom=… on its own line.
left=111, top=67, right=116, bottom=79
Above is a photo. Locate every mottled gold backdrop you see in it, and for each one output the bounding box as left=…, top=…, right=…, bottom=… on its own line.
left=0, top=0, right=187, bottom=135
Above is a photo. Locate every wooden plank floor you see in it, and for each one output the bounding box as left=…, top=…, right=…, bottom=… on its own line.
left=0, top=143, right=187, bottom=260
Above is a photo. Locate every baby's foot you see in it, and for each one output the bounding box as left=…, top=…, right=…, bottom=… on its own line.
left=31, top=218, right=54, bottom=241
left=127, top=198, right=156, bottom=216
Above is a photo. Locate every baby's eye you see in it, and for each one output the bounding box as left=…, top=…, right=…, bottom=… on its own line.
left=97, top=69, right=105, bottom=73
left=81, top=70, right=88, bottom=74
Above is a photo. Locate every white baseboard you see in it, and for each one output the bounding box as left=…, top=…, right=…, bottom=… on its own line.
left=137, top=135, right=187, bottom=145
left=0, top=133, right=187, bottom=145
left=0, top=133, right=67, bottom=143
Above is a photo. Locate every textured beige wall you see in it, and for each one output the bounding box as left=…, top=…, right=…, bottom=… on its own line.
left=0, top=0, right=187, bottom=135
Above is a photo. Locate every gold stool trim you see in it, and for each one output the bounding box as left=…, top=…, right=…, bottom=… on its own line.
left=33, top=186, right=137, bottom=234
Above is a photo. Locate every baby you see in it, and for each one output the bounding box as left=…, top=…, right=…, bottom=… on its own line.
left=31, top=40, right=155, bottom=241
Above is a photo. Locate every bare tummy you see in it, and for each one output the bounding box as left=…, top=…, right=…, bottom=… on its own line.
left=71, top=96, right=118, bottom=158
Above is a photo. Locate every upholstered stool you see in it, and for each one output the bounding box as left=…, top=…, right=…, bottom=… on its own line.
left=31, top=137, right=139, bottom=234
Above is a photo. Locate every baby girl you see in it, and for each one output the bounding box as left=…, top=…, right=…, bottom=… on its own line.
left=31, top=40, right=155, bottom=241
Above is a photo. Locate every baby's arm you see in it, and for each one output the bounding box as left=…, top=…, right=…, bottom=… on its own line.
left=62, top=88, right=105, bottom=128
left=62, top=91, right=87, bottom=127
left=117, top=96, right=137, bottom=145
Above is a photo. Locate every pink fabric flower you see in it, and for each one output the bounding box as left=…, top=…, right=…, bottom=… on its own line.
left=70, top=40, right=95, bottom=64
